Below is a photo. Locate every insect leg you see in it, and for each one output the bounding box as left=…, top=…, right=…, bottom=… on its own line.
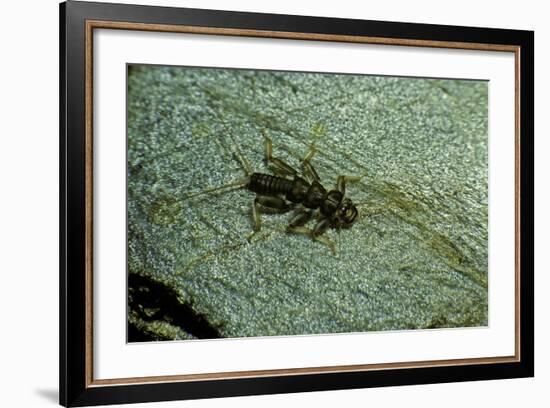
left=287, top=216, right=336, bottom=254
left=301, top=144, right=321, bottom=183
left=312, top=217, right=331, bottom=236
left=336, top=175, right=362, bottom=195
left=311, top=218, right=336, bottom=254
left=264, top=135, right=298, bottom=176
left=287, top=208, right=313, bottom=228
left=248, top=195, right=292, bottom=242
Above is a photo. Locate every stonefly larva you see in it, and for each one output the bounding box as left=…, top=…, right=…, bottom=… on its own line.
left=183, top=134, right=361, bottom=254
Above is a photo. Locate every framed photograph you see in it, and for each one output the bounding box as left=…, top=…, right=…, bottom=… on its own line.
left=60, top=1, right=534, bottom=406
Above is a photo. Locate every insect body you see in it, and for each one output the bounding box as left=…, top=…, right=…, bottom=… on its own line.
left=183, top=135, right=360, bottom=254
left=244, top=137, right=360, bottom=253
left=248, top=172, right=358, bottom=226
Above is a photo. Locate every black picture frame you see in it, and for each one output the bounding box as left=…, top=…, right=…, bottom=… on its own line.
left=60, top=1, right=534, bottom=406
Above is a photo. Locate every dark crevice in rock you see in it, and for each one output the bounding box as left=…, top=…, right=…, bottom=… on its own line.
left=128, top=273, right=221, bottom=341
left=127, top=321, right=158, bottom=342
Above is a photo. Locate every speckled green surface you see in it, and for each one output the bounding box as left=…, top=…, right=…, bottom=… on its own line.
left=127, top=64, right=488, bottom=342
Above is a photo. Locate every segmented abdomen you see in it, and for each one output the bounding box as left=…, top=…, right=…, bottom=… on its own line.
left=248, top=173, right=293, bottom=196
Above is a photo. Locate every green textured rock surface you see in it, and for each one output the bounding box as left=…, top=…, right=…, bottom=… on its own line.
left=127, top=65, right=488, bottom=341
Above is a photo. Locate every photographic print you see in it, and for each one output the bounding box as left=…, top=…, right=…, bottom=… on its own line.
left=60, top=4, right=533, bottom=404
left=126, top=64, right=489, bottom=342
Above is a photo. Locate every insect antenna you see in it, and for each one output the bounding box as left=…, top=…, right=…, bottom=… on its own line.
left=354, top=200, right=390, bottom=218
left=182, top=177, right=250, bottom=202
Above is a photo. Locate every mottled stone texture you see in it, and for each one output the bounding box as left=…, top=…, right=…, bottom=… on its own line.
left=127, top=64, right=488, bottom=341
